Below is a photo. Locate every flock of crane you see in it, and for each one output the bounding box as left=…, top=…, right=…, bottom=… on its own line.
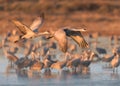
left=1, top=14, right=120, bottom=77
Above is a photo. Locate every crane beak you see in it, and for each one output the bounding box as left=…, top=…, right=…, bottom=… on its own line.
left=69, top=28, right=87, bottom=32
left=79, top=28, right=86, bottom=32
left=43, top=31, right=50, bottom=34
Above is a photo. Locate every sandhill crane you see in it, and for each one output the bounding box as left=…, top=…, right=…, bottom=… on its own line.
left=50, top=61, right=67, bottom=74
left=101, top=47, right=119, bottom=68
left=46, top=27, right=88, bottom=53
left=15, top=57, right=32, bottom=69
left=50, top=52, right=70, bottom=74
left=81, top=50, right=95, bottom=65
left=2, top=30, right=23, bottom=48
left=66, top=53, right=81, bottom=73
left=7, top=30, right=20, bottom=43
left=11, top=14, right=49, bottom=41
left=42, top=54, right=57, bottom=74
left=80, top=51, right=95, bottom=74
left=109, top=35, right=119, bottom=46
left=31, top=50, right=56, bottom=72
left=2, top=37, right=19, bottom=66
left=2, top=30, right=19, bottom=43
left=29, top=60, right=44, bottom=72
left=11, top=14, right=88, bottom=53
left=110, top=53, right=120, bottom=72
left=113, top=46, right=120, bottom=55
left=43, top=54, right=57, bottom=68
left=89, top=32, right=100, bottom=42
left=29, top=51, right=45, bottom=72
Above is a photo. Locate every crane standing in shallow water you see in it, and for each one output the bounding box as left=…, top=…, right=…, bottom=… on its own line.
left=2, top=34, right=19, bottom=66
left=110, top=53, right=120, bottom=73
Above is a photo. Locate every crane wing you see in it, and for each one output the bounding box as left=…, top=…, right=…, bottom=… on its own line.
left=12, top=20, right=35, bottom=35
left=64, top=28, right=89, bottom=48
left=30, top=16, right=44, bottom=32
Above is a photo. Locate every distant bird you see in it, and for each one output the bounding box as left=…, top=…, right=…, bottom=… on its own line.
left=89, top=32, right=100, bottom=42
left=110, top=53, right=120, bottom=72
left=50, top=60, right=67, bottom=73
left=79, top=50, right=95, bottom=74
left=2, top=37, right=19, bottom=66
left=7, top=30, right=20, bottom=43
left=66, top=53, right=81, bottom=72
left=46, top=27, right=88, bottom=53
left=109, top=35, right=119, bottom=46
left=113, top=46, right=120, bottom=55
left=102, top=47, right=119, bottom=67
left=43, top=55, right=57, bottom=69
left=80, top=51, right=95, bottom=67
left=11, top=14, right=88, bottom=53
left=102, top=54, right=115, bottom=63
left=50, top=52, right=70, bottom=72
left=11, top=14, right=49, bottom=41
left=15, top=57, right=32, bottom=69
left=30, top=60, right=44, bottom=72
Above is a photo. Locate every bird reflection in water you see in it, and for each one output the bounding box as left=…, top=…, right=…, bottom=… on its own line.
left=5, top=64, right=16, bottom=76
left=110, top=72, right=120, bottom=80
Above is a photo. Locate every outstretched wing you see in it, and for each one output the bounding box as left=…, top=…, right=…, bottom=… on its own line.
left=30, top=15, right=44, bottom=32
left=12, top=20, right=35, bottom=35
left=64, top=28, right=88, bottom=48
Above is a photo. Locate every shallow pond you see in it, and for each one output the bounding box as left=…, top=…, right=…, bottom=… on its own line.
left=0, top=36, right=120, bottom=86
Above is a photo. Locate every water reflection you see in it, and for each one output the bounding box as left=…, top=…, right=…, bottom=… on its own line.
left=4, top=64, right=91, bottom=80
left=110, top=72, right=120, bottom=80
left=5, top=64, right=16, bottom=75
left=1, top=59, right=120, bottom=86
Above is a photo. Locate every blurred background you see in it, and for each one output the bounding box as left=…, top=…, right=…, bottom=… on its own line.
left=0, top=0, right=120, bottom=35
